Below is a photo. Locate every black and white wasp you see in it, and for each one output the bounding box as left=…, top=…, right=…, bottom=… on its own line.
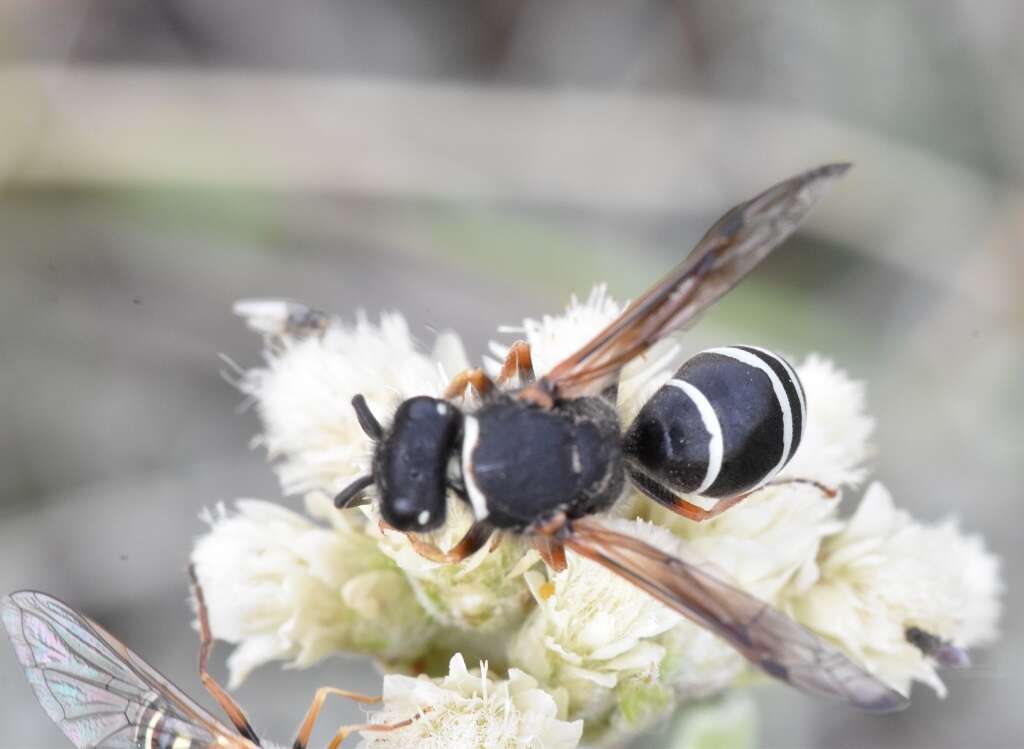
left=2, top=569, right=410, bottom=749
left=328, top=163, right=911, bottom=713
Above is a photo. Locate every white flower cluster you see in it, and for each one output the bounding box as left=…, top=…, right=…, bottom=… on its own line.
left=238, top=308, right=468, bottom=496
left=192, top=494, right=432, bottom=687
left=192, top=293, right=1002, bottom=748
left=355, top=654, right=582, bottom=749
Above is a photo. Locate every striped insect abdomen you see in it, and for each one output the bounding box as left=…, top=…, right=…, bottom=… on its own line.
left=623, top=345, right=805, bottom=498
left=132, top=691, right=211, bottom=749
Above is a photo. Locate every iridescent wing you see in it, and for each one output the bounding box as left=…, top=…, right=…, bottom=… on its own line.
left=527, top=163, right=850, bottom=400
left=563, top=517, right=909, bottom=712
left=2, top=590, right=242, bottom=748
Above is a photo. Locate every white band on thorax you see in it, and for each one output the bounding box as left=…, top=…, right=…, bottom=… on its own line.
left=461, top=416, right=489, bottom=520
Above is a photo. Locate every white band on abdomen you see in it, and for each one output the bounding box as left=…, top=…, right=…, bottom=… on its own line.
left=667, top=378, right=723, bottom=494
left=707, top=346, right=794, bottom=474
left=744, top=344, right=805, bottom=429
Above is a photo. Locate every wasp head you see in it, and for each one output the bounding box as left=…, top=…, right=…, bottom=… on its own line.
left=335, top=394, right=462, bottom=532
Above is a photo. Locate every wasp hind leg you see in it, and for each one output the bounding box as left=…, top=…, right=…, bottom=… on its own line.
left=406, top=521, right=495, bottom=563
left=764, top=476, right=838, bottom=498
left=188, top=566, right=262, bottom=745
left=628, top=468, right=836, bottom=522
left=626, top=468, right=754, bottom=522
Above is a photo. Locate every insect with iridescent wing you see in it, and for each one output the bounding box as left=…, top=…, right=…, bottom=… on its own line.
left=2, top=569, right=409, bottom=749
left=330, top=163, right=914, bottom=712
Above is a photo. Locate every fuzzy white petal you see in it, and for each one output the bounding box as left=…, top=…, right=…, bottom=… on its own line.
left=782, top=354, right=875, bottom=488
left=356, top=654, right=582, bottom=749
left=241, top=312, right=465, bottom=496
left=192, top=497, right=433, bottom=687
left=490, top=286, right=680, bottom=413
left=508, top=518, right=685, bottom=735
left=367, top=500, right=539, bottom=633
left=789, top=482, right=1002, bottom=697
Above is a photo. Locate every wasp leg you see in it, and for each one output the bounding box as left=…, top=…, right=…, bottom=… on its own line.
left=494, top=340, right=535, bottom=386
left=628, top=469, right=837, bottom=522
left=188, top=566, right=261, bottom=745
left=626, top=468, right=756, bottom=522
left=292, top=687, right=381, bottom=749
left=600, top=382, right=618, bottom=404
left=533, top=536, right=568, bottom=572
left=765, top=477, right=838, bottom=498
left=325, top=712, right=424, bottom=749
left=443, top=368, right=494, bottom=400
left=407, top=522, right=494, bottom=563
left=488, top=531, right=505, bottom=552
left=529, top=512, right=569, bottom=572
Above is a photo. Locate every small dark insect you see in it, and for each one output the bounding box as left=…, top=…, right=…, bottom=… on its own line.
left=331, top=163, right=918, bottom=712
left=233, top=298, right=330, bottom=339
left=2, top=569, right=412, bottom=749
left=906, top=626, right=971, bottom=669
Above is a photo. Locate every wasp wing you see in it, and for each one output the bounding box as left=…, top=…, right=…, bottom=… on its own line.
left=563, top=517, right=909, bottom=712
left=533, top=163, right=850, bottom=399
left=2, top=590, right=236, bottom=748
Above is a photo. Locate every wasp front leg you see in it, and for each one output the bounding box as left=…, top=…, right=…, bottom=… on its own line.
left=406, top=521, right=495, bottom=563
left=443, top=368, right=494, bottom=400
left=494, top=340, right=535, bottom=387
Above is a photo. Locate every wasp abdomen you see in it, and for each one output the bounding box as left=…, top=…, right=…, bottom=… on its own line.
left=623, top=346, right=805, bottom=498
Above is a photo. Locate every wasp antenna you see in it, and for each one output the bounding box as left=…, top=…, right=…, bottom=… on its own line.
left=351, top=394, right=384, bottom=441
left=335, top=475, right=375, bottom=509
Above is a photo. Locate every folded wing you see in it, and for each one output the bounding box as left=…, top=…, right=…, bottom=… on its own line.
left=564, top=517, right=909, bottom=712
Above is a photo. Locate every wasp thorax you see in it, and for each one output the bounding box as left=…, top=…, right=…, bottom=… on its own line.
left=374, top=395, right=462, bottom=531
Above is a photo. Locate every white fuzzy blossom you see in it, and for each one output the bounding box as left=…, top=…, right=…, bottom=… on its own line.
left=788, top=482, right=1002, bottom=697
left=368, top=499, right=540, bottom=634
left=783, top=354, right=875, bottom=488
left=356, top=654, right=582, bottom=749
left=488, top=286, right=681, bottom=421
left=192, top=494, right=433, bottom=687
left=196, top=287, right=1003, bottom=748
left=239, top=308, right=468, bottom=497
left=489, top=286, right=623, bottom=377
left=509, top=518, right=684, bottom=735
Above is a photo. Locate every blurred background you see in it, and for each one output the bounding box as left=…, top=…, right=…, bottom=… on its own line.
left=0, top=2, right=1020, bottom=747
